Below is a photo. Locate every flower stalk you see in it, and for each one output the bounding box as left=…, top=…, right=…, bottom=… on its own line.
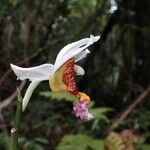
left=10, top=88, right=22, bottom=150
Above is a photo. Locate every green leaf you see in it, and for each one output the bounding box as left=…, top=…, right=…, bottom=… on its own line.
left=34, top=137, right=49, bottom=144
left=90, top=140, right=104, bottom=150
left=90, top=107, right=112, bottom=130
left=56, top=134, right=104, bottom=150
left=40, top=91, right=77, bottom=102
left=91, top=107, right=113, bottom=119
left=140, top=144, right=150, bottom=150
left=0, top=133, right=6, bottom=147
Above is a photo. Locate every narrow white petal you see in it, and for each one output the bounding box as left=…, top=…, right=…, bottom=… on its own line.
left=54, top=35, right=100, bottom=72
left=11, top=63, right=54, bottom=81
left=74, top=49, right=90, bottom=62
left=55, top=38, right=90, bottom=60
left=74, top=65, right=85, bottom=76
left=22, top=81, right=41, bottom=111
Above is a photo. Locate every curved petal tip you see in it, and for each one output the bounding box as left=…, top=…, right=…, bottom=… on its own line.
left=90, top=35, right=100, bottom=42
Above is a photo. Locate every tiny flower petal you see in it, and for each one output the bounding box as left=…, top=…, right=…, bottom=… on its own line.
left=22, top=81, right=41, bottom=111
left=74, top=65, right=85, bottom=76
left=11, top=63, right=54, bottom=81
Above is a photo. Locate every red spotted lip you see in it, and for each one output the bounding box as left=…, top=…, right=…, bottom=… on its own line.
left=62, top=59, right=79, bottom=96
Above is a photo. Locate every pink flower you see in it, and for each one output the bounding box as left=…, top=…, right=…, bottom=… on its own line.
left=73, top=100, right=93, bottom=121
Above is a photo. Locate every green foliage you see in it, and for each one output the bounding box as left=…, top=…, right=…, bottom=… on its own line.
left=56, top=134, right=104, bottom=150
left=136, top=134, right=150, bottom=150
left=138, top=144, right=150, bottom=150
left=40, top=91, right=77, bottom=102
left=19, top=136, right=48, bottom=150
left=136, top=140, right=150, bottom=150
left=40, top=90, right=112, bottom=132
left=90, top=107, right=113, bottom=130
left=0, top=132, right=6, bottom=149
left=57, top=132, right=150, bottom=150
left=133, top=110, right=150, bottom=133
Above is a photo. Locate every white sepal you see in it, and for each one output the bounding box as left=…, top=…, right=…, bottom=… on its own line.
left=22, top=81, right=41, bottom=111
left=11, top=63, right=54, bottom=81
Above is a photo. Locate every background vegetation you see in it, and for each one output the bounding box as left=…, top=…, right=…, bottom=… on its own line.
left=0, top=0, right=150, bottom=149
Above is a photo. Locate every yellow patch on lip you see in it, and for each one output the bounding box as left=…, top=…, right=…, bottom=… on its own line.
left=49, top=62, right=67, bottom=92
left=49, top=58, right=78, bottom=94
left=78, top=92, right=90, bottom=101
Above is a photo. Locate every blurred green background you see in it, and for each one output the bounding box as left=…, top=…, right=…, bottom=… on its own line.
left=0, top=0, right=150, bottom=149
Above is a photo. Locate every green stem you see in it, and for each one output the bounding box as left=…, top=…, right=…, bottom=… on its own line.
left=10, top=88, right=22, bottom=150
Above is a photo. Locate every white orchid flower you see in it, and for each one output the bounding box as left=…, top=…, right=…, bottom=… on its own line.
left=11, top=35, right=100, bottom=121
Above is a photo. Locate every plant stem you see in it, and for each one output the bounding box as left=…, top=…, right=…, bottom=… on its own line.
left=10, top=88, right=22, bottom=150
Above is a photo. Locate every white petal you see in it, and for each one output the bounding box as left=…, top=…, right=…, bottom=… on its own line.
left=74, top=65, right=85, bottom=76
left=11, top=63, right=54, bottom=81
left=54, top=35, right=100, bottom=72
left=22, top=81, right=41, bottom=111
left=74, top=49, right=90, bottom=62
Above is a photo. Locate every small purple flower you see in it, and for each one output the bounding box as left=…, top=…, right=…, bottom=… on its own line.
left=73, top=100, right=93, bottom=121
